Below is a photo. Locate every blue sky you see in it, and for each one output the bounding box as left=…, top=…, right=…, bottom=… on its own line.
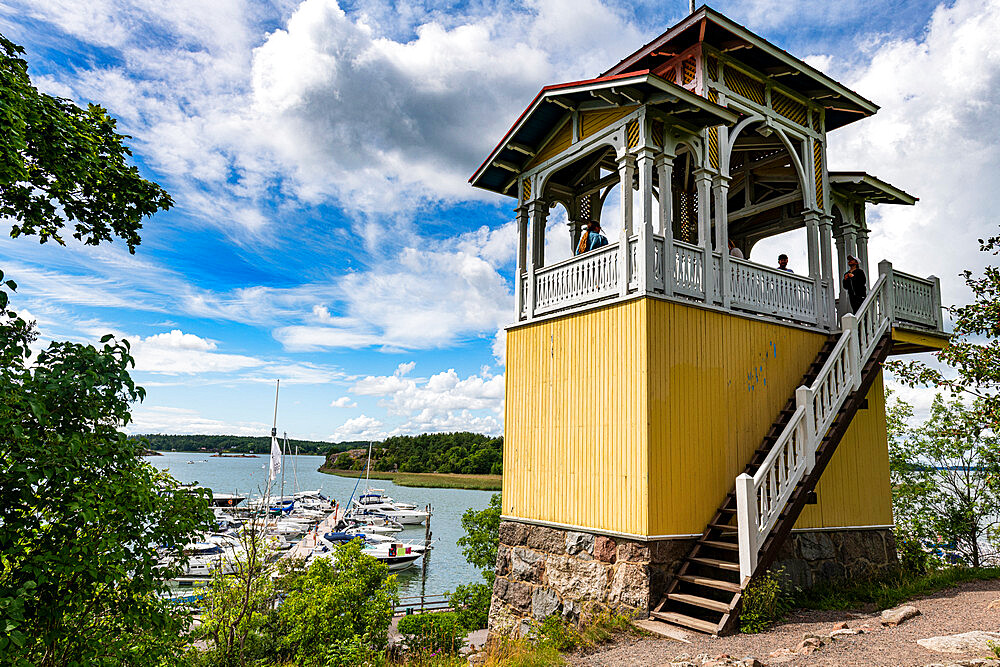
left=1, top=0, right=998, bottom=441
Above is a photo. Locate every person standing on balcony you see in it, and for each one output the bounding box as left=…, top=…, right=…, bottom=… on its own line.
left=576, top=220, right=608, bottom=255
left=777, top=254, right=793, bottom=272
left=844, top=255, right=868, bottom=313
left=728, top=239, right=744, bottom=259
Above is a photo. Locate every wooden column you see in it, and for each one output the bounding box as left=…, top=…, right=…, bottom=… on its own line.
left=695, top=168, right=715, bottom=303
left=803, top=210, right=822, bottom=324
left=515, top=204, right=529, bottom=320
left=714, top=174, right=731, bottom=307
left=819, top=214, right=835, bottom=328
left=637, top=147, right=656, bottom=294
left=656, top=154, right=675, bottom=296
left=618, top=154, right=636, bottom=297
left=527, top=199, right=548, bottom=318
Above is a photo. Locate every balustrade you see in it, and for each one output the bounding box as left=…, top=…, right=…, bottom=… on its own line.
left=890, top=269, right=938, bottom=328
left=736, top=276, right=893, bottom=580
left=673, top=240, right=706, bottom=298
left=518, top=241, right=943, bottom=344
left=728, top=258, right=817, bottom=323
left=533, top=243, right=619, bottom=315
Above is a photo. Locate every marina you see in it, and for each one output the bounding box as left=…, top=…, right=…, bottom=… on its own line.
left=148, top=450, right=492, bottom=595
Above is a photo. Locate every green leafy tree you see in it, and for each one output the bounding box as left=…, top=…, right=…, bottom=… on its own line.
left=198, top=528, right=279, bottom=667
left=889, top=394, right=1000, bottom=567
left=0, top=278, right=214, bottom=665
left=276, top=540, right=397, bottom=666
left=0, top=35, right=171, bottom=251
left=457, top=494, right=501, bottom=586
left=0, top=34, right=211, bottom=665
left=889, top=229, right=1000, bottom=427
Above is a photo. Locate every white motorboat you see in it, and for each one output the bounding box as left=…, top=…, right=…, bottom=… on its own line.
left=310, top=538, right=422, bottom=571
left=352, top=489, right=429, bottom=525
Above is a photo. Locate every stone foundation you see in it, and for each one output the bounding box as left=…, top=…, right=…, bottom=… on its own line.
left=488, top=520, right=897, bottom=636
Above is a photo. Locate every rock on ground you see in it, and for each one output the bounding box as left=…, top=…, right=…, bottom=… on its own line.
left=916, top=631, right=1000, bottom=654
left=882, top=605, right=921, bottom=626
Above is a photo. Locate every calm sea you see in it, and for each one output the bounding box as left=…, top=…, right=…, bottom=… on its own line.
left=147, top=451, right=495, bottom=597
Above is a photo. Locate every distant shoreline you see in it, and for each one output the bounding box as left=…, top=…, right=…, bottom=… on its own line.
left=319, top=467, right=501, bottom=491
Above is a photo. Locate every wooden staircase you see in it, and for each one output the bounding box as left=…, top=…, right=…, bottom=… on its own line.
left=649, top=330, right=894, bottom=636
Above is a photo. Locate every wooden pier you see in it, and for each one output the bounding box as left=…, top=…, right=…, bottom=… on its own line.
left=283, top=506, right=343, bottom=560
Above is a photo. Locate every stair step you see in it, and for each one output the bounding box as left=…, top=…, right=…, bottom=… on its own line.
left=709, top=523, right=737, bottom=532
left=690, top=556, right=739, bottom=572
left=718, top=507, right=736, bottom=513
left=649, top=611, right=720, bottom=634
left=667, top=592, right=731, bottom=613
left=701, top=540, right=738, bottom=551
left=676, top=574, right=741, bottom=593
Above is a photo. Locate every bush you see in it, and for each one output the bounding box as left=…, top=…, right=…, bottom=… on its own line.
left=397, top=611, right=467, bottom=654
left=449, top=582, right=491, bottom=630
left=529, top=611, right=634, bottom=652
left=896, top=530, right=932, bottom=575
left=739, top=569, right=791, bottom=633
left=312, top=634, right=385, bottom=667
left=277, top=540, right=398, bottom=664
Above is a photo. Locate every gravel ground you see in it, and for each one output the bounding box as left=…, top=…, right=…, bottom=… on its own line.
left=567, top=579, right=1000, bottom=666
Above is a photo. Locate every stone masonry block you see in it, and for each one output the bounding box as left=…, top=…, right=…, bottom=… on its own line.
left=526, top=525, right=564, bottom=553
left=565, top=531, right=594, bottom=558
left=594, top=535, right=617, bottom=563
left=543, top=554, right=609, bottom=601
left=499, top=521, right=528, bottom=547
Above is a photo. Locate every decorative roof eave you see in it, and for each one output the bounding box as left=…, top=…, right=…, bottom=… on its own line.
left=603, top=6, right=879, bottom=123
left=829, top=171, right=918, bottom=206
left=470, top=71, right=739, bottom=197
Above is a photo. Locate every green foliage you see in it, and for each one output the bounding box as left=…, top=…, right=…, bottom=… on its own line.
left=888, top=393, right=1000, bottom=567
left=0, top=35, right=171, bottom=252
left=309, top=635, right=385, bottom=667
left=397, top=611, right=467, bottom=655
left=479, top=638, right=565, bottom=667
left=137, top=433, right=355, bottom=456
left=324, top=432, right=503, bottom=475
left=739, top=569, right=792, bottom=633
left=896, top=529, right=933, bottom=576
left=457, top=494, right=501, bottom=585
left=0, top=274, right=215, bottom=665
left=529, top=611, right=633, bottom=652
left=888, top=228, right=1000, bottom=428
left=792, top=566, right=1000, bottom=611
left=988, top=639, right=1000, bottom=659
left=197, top=532, right=278, bottom=667
left=449, top=582, right=491, bottom=630
left=276, top=540, right=398, bottom=665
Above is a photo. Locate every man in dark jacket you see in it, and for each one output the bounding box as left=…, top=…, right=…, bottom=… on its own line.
left=843, top=255, right=867, bottom=313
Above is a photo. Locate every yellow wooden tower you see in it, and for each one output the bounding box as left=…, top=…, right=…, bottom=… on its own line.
left=471, top=6, right=948, bottom=636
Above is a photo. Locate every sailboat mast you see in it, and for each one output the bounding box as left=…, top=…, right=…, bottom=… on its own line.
left=281, top=431, right=287, bottom=506
left=268, top=379, right=280, bottom=510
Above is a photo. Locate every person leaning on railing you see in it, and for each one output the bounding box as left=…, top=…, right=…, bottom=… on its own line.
left=843, top=255, right=868, bottom=313
left=576, top=220, right=609, bottom=254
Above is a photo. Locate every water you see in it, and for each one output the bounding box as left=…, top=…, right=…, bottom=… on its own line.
left=147, top=451, right=496, bottom=596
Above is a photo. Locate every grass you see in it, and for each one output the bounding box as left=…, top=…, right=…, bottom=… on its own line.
left=319, top=468, right=502, bottom=491
left=792, top=566, right=1000, bottom=612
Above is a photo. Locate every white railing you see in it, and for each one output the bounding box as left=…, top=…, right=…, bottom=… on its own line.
left=736, top=274, right=892, bottom=580
left=673, top=240, right=705, bottom=299
left=519, top=273, right=528, bottom=319
left=889, top=268, right=938, bottom=328
left=729, top=258, right=817, bottom=323
left=533, top=243, right=619, bottom=315
left=628, top=236, right=639, bottom=289
left=652, top=236, right=665, bottom=291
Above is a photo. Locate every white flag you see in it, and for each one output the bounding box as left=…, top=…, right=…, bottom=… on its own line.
left=269, top=435, right=282, bottom=481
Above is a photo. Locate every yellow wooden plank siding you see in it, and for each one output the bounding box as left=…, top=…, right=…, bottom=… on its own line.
left=795, top=372, right=894, bottom=529
left=891, top=327, right=949, bottom=352
left=505, top=297, right=894, bottom=537
left=645, top=300, right=826, bottom=535
left=503, top=299, right=649, bottom=535
left=581, top=106, right=637, bottom=140
left=526, top=119, right=573, bottom=170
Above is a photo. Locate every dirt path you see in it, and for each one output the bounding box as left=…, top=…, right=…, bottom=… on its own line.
left=568, top=579, right=1000, bottom=666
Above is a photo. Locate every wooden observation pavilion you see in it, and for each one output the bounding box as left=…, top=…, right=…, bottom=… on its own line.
left=471, top=6, right=949, bottom=636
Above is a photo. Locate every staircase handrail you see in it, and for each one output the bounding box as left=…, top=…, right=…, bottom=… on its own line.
left=736, top=274, right=891, bottom=580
